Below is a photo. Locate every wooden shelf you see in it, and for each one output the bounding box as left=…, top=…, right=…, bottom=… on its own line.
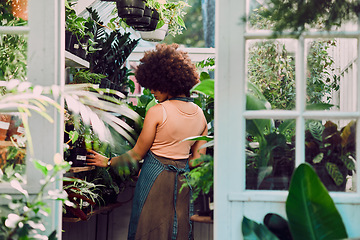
left=0, top=140, right=18, bottom=147
left=65, top=51, right=89, bottom=68
left=191, top=214, right=213, bottom=224
left=63, top=201, right=124, bottom=223
left=68, top=166, right=95, bottom=173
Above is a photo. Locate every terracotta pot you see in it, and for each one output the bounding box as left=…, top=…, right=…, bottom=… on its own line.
left=0, top=114, right=11, bottom=141
left=11, top=0, right=28, bottom=20
left=7, top=115, right=24, bottom=141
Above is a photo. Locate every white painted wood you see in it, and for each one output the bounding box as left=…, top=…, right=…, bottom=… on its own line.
left=73, top=0, right=97, bottom=14
left=27, top=0, right=65, bottom=237
left=215, top=0, right=360, bottom=239
left=65, top=50, right=90, bottom=68
left=128, top=47, right=216, bottom=62
left=214, top=0, right=246, bottom=239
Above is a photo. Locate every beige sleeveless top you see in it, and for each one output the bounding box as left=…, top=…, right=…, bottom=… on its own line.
left=150, top=100, right=207, bottom=159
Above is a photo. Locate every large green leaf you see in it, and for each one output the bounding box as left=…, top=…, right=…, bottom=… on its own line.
left=286, top=163, right=347, bottom=240
left=191, top=79, right=214, bottom=98
left=242, top=216, right=279, bottom=240
left=246, top=94, right=271, bottom=141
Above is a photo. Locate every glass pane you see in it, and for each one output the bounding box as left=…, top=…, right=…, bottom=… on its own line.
left=0, top=33, right=28, bottom=81
left=306, top=38, right=358, bottom=111
left=246, top=39, right=296, bottom=110
left=0, top=113, right=26, bottom=181
left=246, top=118, right=296, bottom=190
left=305, top=119, right=356, bottom=192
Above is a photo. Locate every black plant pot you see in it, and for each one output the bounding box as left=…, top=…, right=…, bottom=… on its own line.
left=74, top=35, right=89, bottom=59
left=116, top=0, right=145, bottom=19
left=195, top=192, right=213, bottom=219
left=126, top=6, right=152, bottom=27
left=134, top=8, right=159, bottom=31
left=65, top=30, right=73, bottom=52
left=67, top=147, right=87, bottom=167
left=101, top=188, right=118, bottom=205
left=65, top=32, right=88, bottom=60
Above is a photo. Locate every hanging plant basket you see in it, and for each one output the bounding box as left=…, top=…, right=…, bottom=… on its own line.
left=116, top=0, right=146, bottom=19
left=139, top=23, right=168, bottom=42
left=134, top=8, right=159, bottom=31
left=126, top=6, right=152, bottom=27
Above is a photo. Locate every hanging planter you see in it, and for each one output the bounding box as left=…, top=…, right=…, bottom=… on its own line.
left=134, top=8, right=159, bottom=31
left=139, top=23, right=168, bottom=42
left=126, top=6, right=152, bottom=28
left=116, top=0, right=146, bottom=19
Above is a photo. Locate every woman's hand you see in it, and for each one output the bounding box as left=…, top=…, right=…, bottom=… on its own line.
left=86, top=149, right=109, bottom=167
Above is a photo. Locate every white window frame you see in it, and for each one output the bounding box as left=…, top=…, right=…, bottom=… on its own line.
left=0, top=0, right=65, bottom=236
left=215, top=0, right=360, bottom=239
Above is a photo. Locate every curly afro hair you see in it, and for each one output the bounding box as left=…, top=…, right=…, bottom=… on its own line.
left=135, top=43, right=199, bottom=97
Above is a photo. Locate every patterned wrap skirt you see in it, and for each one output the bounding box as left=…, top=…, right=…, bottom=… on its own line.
left=127, top=151, right=193, bottom=240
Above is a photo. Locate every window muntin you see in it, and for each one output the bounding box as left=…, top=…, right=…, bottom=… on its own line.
left=244, top=31, right=359, bottom=196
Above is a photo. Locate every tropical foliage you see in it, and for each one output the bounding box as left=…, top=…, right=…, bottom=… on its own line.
left=249, top=0, right=360, bottom=37
left=248, top=39, right=339, bottom=110
left=242, top=163, right=348, bottom=240
left=305, top=120, right=356, bottom=191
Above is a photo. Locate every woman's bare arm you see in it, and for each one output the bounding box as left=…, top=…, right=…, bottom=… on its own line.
left=86, top=104, right=163, bottom=167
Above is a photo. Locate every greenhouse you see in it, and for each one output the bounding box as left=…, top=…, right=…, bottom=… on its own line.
left=1, top=0, right=360, bottom=239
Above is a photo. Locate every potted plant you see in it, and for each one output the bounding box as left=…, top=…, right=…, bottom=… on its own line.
left=86, top=7, right=139, bottom=96
left=65, top=0, right=90, bottom=59
left=63, top=177, right=104, bottom=220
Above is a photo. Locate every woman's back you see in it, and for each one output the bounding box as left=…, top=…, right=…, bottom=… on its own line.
left=150, top=100, right=207, bottom=159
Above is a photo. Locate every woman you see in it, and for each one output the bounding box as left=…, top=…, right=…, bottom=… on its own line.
left=86, top=43, right=208, bottom=240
